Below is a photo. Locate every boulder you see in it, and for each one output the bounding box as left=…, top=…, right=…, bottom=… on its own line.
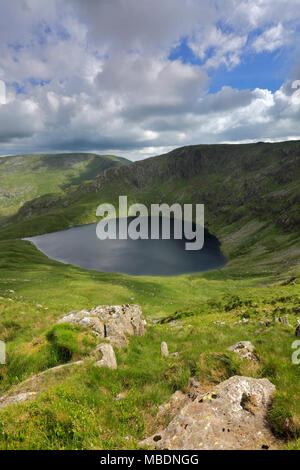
left=95, top=343, right=117, bottom=370
left=228, top=341, right=256, bottom=361
left=282, top=315, right=293, bottom=327
left=161, top=341, right=169, bottom=357
left=58, top=304, right=145, bottom=346
left=140, top=376, right=277, bottom=450
left=214, top=321, right=226, bottom=326
left=187, top=376, right=201, bottom=400
left=157, top=390, right=188, bottom=419
left=260, top=318, right=271, bottom=326
left=0, top=392, right=37, bottom=409
left=170, top=351, right=180, bottom=357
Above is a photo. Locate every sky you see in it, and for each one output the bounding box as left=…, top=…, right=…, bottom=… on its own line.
left=0, top=0, right=300, bottom=161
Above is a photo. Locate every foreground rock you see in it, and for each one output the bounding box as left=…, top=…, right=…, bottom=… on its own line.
left=140, top=376, right=277, bottom=450
left=58, top=304, right=145, bottom=346
left=156, top=391, right=188, bottom=419
left=0, top=392, right=37, bottom=409
left=0, top=360, right=85, bottom=409
left=228, top=341, right=256, bottom=361
left=95, top=343, right=117, bottom=370
left=0, top=305, right=144, bottom=410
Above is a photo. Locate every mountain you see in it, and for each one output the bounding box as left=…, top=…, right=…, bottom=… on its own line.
left=1, top=141, right=299, bottom=275
left=0, top=141, right=299, bottom=450
left=0, top=152, right=130, bottom=219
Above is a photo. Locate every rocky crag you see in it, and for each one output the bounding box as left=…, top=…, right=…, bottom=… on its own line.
left=140, top=376, right=278, bottom=450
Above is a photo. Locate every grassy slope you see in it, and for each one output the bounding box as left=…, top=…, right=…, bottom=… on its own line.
left=1, top=141, right=299, bottom=275
left=0, top=142, right=299, bottom=449
left=0, top=240, right=299, bottom=449
left=0, top=152, right=129, bottom=219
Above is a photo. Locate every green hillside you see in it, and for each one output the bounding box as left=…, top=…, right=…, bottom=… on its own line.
left=0, top=141, right=299, bottom=450
left=0, top=153, right=130, bottom=219
left=2, top=141, right=300, bottom=275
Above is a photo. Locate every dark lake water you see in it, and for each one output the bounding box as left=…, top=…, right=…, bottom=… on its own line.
left=26, top=217, right=227, bottom=276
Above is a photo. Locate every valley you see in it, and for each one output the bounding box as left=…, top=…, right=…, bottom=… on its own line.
left=0, top=141, right=299, bottom=450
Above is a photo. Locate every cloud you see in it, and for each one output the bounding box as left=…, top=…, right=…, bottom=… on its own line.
left=252, top=23, right=292, bottom=52
left=69, top=0, right=216, bottom=54
left=0, top=0, right=299, bottom=160
left=0, top=98, right=43, bottom=141
left=188, top=27, right=247, bottom=69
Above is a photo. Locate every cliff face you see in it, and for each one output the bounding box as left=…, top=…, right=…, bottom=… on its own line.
left=74, top=141, right=300, bottom=232
left=81, top=141, right=299, bottom=190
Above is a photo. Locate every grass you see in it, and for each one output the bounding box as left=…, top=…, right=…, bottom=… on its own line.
left=0, top=142, right=299, bottom=449
left=0, top=237, right=299, bottom=449
left=0, top=152, right=129, bottom=219
left=0, top=295, right=299, bottom=449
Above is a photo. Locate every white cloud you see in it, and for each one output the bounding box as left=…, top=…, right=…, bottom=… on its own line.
left=252, top=23, right=292, bottom=52
left=0, top=98, right=43, bottom=140
left=189, top=27, right=247, bottom=69
left=0, top=0, right=300, bottom=159
left=68, top=0, right=216, bottom=54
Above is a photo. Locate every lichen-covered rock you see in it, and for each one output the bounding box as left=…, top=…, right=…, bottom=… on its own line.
left=58, top=304, right=145, bottom=346
left=58, top=310, right=105, bottom=335
left=95, top=343, right=117, bottom=370
left=140, top=376, right=277, bottom=450
left=227, top=341, right=256, bottom=360
left=187, top=377, right=201, bottom=400
left=157, top=390, right=188, bottom=419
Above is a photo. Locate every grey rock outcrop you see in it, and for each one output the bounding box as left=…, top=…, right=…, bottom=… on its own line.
left=259, top=318, right=271, bottom=327
left=228, top=341, right=256, bottom=361
left=58, top=304, right=145, bottom=346
left=282, top=315, right=293, bottom=327
left=187, top=377, right=201, bottom=400
left=156, top=391, right=188, bottom=421
left=0, top=392, right=37, bottom=409
left=140, top=376, right=277, bottom=450
left=234, top=318, right=249, bottom=325
left=95, top=343, right=117, bottom=370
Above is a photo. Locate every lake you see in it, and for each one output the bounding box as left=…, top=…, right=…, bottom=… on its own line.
left=26, top=217, right=227, bottom=276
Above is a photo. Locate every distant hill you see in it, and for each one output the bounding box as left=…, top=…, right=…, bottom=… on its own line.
left=1, top=141, right=299, bottom=275
left=0, top=153, right=130, bottom=219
